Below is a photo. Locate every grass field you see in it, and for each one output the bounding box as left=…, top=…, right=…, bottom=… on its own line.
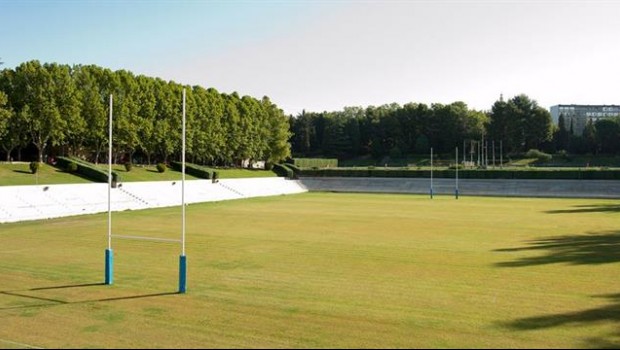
left=0, top=193, right=618, bottom=348
left=0, top=163, right=92, bottom=186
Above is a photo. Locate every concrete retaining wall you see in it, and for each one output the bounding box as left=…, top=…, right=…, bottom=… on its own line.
left=297, top=177, right=620, bottom=199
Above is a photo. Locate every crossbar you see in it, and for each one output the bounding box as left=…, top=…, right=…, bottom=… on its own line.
left=111, top=234, right=181, bottom=243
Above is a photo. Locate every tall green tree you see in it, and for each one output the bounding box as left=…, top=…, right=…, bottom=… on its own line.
left=75, top=65, right=107, bottom=163
left=262, top=97, right=291, bottom=163
left=13, top=61, right=67, bottom=162
left=554, top=114, right=570, bottom=151
left=595, top=118, right=620, bottom=154
left=488, top=94, right=552, bottom=153
left=47, top=63, right=83, bottom=156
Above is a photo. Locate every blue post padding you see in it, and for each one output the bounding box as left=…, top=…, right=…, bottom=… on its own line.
left=430, top=188, right=434, bottom=199
left=455, top=188, right=459, bottom=199
left=178, top=255, right=187, bottom=293
left=105, top=249, right=113, bottom=285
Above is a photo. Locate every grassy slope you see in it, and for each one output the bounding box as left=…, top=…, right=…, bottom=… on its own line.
left=0, top=193, right=618, bottom=348
left=98, top=164, right=202, bottom=182
left=0, top=163, right=92, bottom=186
left=100, top=165, right=276, bottom=181
left=0, top=162, right=277, bottom=187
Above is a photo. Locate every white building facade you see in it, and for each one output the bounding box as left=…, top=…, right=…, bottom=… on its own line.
left=550, top=104, right=620, bottom=134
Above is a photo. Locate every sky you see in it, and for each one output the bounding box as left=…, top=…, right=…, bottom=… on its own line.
left=2, top=0, right=620, bottom=115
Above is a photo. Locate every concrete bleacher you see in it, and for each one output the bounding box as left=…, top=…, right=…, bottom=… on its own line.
left=2, top=175, right=619, bottom=224
left=0, top=177, right=307, bottom=224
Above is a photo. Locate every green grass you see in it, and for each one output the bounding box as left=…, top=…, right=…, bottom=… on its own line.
left=1, top=193, right=619, bottom=348
left=0, top=162, right=92, bottom=186
left=211, top=168, right=277, bottom=178
left=99, top=164, right=276, bottom=181
left=0, top=162, right=278, bottom=187
left=97, top=164, right=203, bottom=182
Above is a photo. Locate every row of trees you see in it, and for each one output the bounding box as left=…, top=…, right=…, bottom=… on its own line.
left=290, top=94, right=620, bottom=159
left=0, top=60, right=291, bottom=165
left=554, top=115, right=620, bottom=155
left=289, top=95, right=552, bottom=159
left=1, top=59, right=617, bottom=165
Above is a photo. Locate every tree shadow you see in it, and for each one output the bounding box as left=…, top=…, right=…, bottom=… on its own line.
left=546, top=204, right=620, bottom=214
left=0, top=282, right=180, bottom=310
left=12, top=170, right=33, bottom=174
left=500, top=293, right=620, bottom=349
left=494, top=230, right=620, bottom=267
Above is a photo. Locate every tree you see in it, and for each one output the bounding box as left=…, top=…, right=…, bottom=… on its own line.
left=47, top=63, right=83, bottom=156
left=554, top=114, right=570, bottom=151
left=13, top=61, right=67, bottom=162
left=595, top=118, right=620, bottom=154
left=75, top=65, right=107, bottom=163
left=488, top=94, right=552, bottom=154
left=0, top=91, right=15, bottom=160
left=581, top=119, right=597, bottom=154
left=262, top=97, right=291, bottom=163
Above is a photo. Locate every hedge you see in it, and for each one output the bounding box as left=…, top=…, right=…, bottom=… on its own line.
left=292, top=158, right=338, bottom=168
left=273, top=163, right=294, bottom=178
left=56, top=156, right=121, bottom=183
left=298, top=168, right=620, bottom=180
left=170, top=161, right=212, bottom=179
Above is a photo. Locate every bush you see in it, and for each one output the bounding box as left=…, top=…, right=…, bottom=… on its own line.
left=55, top=156, right=120, bottom=183
left=67, top=162, right=78, bottom=173
left=156, top=163, right=166, bottom=173
left=124, top=162, right=133, bottom=172
left=525, top=149, right=552, bottom=162
left=273, top=163, right=294, bottom=178
left=170, top=161, right=212, bottom=179
left=29, top=161, right=40, bottom=174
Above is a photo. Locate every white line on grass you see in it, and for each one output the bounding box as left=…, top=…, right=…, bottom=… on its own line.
left=0, top=338, right=44, bottom=349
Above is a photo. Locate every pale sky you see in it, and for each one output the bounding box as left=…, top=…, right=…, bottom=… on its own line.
left=2, top=0, right=620, bottom=115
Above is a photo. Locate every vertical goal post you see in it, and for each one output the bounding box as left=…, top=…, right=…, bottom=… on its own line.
left=103, top=90, right=188, bottom=294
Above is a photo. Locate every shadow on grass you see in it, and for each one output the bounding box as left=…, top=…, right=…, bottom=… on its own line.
left=501, top=293, right=620, bottom=349
left=0, top=282, right=180, bottom=310
left=12, top=170, right=33, bottom=175
left=494, top=230, right=620, bottom=267
left=546, top=204, right=620, bottom=214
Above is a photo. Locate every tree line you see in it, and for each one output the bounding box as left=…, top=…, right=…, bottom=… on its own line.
left=290, top=94, right=620, bottom=160
left=0, top=60, right=291, bottom=165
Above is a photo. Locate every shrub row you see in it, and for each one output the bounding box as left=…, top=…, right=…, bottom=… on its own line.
left=292, top=158, right=338, bottom=168
left=273, top=163, right=295, bottom=178
left=169, top=161, right=218, bottom=181
left=56, top=156, right=121, bottom=183
left=299, top=168, right=620, bottom=180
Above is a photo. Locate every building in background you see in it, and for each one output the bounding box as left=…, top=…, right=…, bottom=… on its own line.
left=550, top=105, right=620, bottom=134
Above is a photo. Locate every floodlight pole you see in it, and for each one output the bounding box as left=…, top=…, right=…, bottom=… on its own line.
left=500, top=140, right=503, bottom=168
left=179, top=89, right=187, bottom=294
left=105, top=94, right=113, bottom=285
left=492, top=140, right=496, bottom=169
left=455, top=147, right=459, bottom=199
left=430, top=147, right=433, bottom=199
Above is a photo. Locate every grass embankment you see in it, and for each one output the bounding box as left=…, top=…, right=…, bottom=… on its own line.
left=1, top=193, right=619, bottom=348
left=0, top=162, right=92, bottom=186
left=97, top=164, right=276, bottom=182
